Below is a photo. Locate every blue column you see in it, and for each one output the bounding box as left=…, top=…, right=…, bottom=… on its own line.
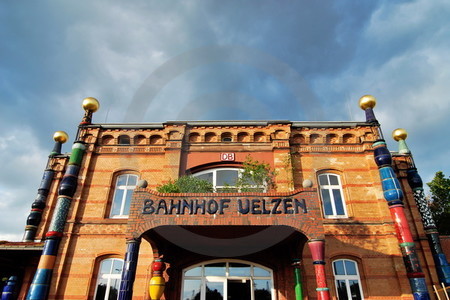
left=1, top=276, right=18, bottom=300
left=118, top=238, right=141, bottom=300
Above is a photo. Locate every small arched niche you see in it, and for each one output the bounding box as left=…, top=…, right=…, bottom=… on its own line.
left=150, top=135, right=163, bottom=145
left=118, top=135, right=130, bottom=145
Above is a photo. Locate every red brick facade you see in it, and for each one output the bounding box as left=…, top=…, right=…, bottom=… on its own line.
left=9, top=121, right=441, bottom=299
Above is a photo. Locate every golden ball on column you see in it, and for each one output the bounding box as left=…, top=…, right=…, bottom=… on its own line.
left=358, top=95, right=377, bottom=110
left=392, top=128, right=408, bottom=141
left=53, top=131, right=69, bottom=143
left=82, top=97, right=100, bottom=112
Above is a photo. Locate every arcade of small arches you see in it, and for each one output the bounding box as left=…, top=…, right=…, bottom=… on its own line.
left=93, top=128, right=375, bottom=147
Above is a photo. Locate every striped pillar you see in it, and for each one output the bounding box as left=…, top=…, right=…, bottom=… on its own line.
left=308, top=239, right=330, bottom=300
left=373, top=140, right=430, bottom=300
left=26, top=142, right=86, bottom=300
left=148, top=258, right=166, bottom=300
left=23, top=132, right=68, bottom=242
left=118, top=239, right=141, bottom=300
left=23, top=169, right=55, bottom=242
left=407, top=168, right=450, bottom=286
left=393, top=129, right=450, bottom=286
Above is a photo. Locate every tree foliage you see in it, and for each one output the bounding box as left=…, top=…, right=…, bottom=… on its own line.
left=156, top=176, right=213, bottom=193
left=428, top=171, right=450, bottom=235
left=235, top=156, right=276, bottom=192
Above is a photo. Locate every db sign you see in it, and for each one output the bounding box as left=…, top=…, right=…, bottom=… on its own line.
left=220, top=153, right=235, bottom=161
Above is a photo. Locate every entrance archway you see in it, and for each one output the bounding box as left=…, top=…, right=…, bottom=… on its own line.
left=143, top=225, right=308, bottom=300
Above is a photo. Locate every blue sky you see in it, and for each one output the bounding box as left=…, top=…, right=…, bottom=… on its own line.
left=1, top=0, right=450, bottom=240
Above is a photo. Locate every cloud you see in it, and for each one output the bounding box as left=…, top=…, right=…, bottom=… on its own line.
left=0, top=128, right=49, bottom=241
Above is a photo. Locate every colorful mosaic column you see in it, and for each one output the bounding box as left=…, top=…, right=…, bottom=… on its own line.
left=22, top=131, right=68, bottom=242
left=360, top=96, right=430, bottom=300
left=308, top=239, right=330, bottom=300
left=118, top=239, right=141, bottom=300
left=149, top=258, right=166, bottom=300
left=292, top=259, right=304, bottom=300
left=26, top=98, right=99, bottom=300
left=393, top=129, right=450, bottom=286
left=1, top=276, right=18, bottom=300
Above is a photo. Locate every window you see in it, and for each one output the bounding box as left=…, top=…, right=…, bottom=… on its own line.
left=110, top=174, right=138, bottom=218
left=333, top=259, right=364, bottom=300
left=182, top=260, right=273, bottom=300
left=318, top=173, right=347, bottom=218
left=94, top=258, right=123, bottom=300
left=193, top=168, right=262, bottom=192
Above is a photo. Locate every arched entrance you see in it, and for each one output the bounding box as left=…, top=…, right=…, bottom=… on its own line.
left=143, top=225, right=307, bottom=300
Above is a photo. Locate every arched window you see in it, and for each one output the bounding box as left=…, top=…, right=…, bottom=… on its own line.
left=193, top=168, right=240, bottom=192
left=318, top=173, right=347, bottom=218
left=182, top=260, right=273, bottom=300
left=332, top=259, right=364, bottom=300
left=193, top=168, right=263, bottom=192
left=94, top=258, right=123, bottom=300
left=110, top=174, right=138, bottom=218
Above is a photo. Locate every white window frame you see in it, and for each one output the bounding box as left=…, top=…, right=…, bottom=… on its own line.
left=318, top=173, right=347, bottom=218
left=110, top=174, right=138, bottom=218
left=332, top=259, right=364, bottom=300
left=94, top=258, right=124, bottom=300
left=181, top=259, right=275, bottom=300
left=192, top=168, right=265, bottom=192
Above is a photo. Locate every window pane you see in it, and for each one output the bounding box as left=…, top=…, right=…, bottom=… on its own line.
left=204, top=263, right=226, bottom=276
left=229, top=263, right=251, bottom=276
left=336, top=280, right=348, bottom=299
left=254, top=279, right=271, bottom=300
left=216, top=170, right=238, bottom=186
left=333, top=261, right=345, bottom=275
left=122, top=191, right=133, bottom=215
left=111, top=190, right=124, bottom=216
left=112, top=259, right=123, bottom=274
left=344, top=260, right=357, bottom=275
left=95, top=278, right=108, bottom=300
left=253, top=267, right=271, bottom=277
left=100, top=259, right=112, bottom=275
left=108, top=279, right=120, bottom=300
left=205, top=282, right=223, bottom=300
left=127, top=175, right=137, bottom=186
left=329, top=175, right=339, bottom=185
left=183, top=279, right=201, bottom=300
left=332, top=189, right=345, bottom=215
left=321, top=189, right=333, bottom=215
left=349, top=280, right=362, bottom=300
left=117, top=175, right=127, bottom=186
left=319, top=175, right=329, bottom=185
left=185, top=267, right=202, bottom=277
left=195, top=173, right=213, bottom=183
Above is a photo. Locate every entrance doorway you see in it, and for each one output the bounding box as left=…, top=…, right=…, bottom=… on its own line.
left=181, top=260, right=273, bottom=300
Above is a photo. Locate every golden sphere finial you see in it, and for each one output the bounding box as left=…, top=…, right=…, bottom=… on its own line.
left=392, top=128, right=408, bottom=141
left=53, top=131, right=69, bottom=143
left=359, top=95, right=377, bottom=110
left=82, top=97, right=100, bottom=113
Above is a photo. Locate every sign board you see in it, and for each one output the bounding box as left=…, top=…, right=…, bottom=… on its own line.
left=220, top=153, right=235, bottom=161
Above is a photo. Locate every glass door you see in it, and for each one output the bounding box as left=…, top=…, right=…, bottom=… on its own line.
left=182, top=260, right=274, bottom=300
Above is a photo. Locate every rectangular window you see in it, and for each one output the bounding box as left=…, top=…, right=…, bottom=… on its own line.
left=318, top=173, right=347, bottom=218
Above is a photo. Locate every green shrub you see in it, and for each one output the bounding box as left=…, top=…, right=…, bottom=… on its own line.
left=157, top=176, right=213, bottom=193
